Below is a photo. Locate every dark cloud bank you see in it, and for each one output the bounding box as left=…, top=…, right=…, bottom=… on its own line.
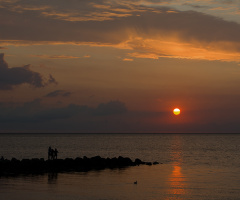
left=0, top=53, right=57, bottom=90
left=1, top=1, right=240, bottom=45
left=0, top=99, right=128, bottom=132
left=45, top=90, right=72, bottom=97
left=0, top=98, right=239, bottom=133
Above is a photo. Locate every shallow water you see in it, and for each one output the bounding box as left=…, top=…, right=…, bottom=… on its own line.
left=1, top=133, right=240, bottom=199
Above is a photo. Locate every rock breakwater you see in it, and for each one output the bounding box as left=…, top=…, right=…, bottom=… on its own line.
left=0, top=156, right=159, bottom=176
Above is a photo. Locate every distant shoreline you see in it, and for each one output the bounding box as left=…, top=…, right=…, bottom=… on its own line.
left=0, top=132, right=239, bottom=135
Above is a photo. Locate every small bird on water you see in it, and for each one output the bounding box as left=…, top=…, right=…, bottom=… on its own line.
left=134, top=181, right=137, bottom=184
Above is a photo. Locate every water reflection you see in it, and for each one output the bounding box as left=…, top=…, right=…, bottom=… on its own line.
left=168, top=165, right=186, bottom=196
left=48, top=173, right=58, bottom=184
left=167, top=135, right=187, bottom=199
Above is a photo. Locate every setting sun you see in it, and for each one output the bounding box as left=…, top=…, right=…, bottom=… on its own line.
left=173, top=108, right=181, bottom=115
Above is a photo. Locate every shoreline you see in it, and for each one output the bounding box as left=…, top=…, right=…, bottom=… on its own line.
left=0, top=156, right=159, bottom=176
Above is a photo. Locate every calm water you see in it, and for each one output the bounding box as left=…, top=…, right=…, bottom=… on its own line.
left=1, top=133, right=240, bottom=200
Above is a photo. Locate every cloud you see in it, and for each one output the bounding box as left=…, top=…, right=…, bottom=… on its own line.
left=1, top=97, right=240, bottom=133
left=1, top=1, right=240, bottom=62
left=94, top=100, right=127, bottom=116
left=0, top=53, right=57, bottom=90
left=40, top=10, right=132, bottom=22
left=128, top=52, right=160, bottom=60
left=218, top=0, right=235, bottom=4
left=210, top=6, right=232, bottom=11
left=122, top=58, right=134, bottom=61
left=45, top=90, right=72, bottom=97
left=31, top=54, right=80, bottom=59
left=0, top=99, right=128, bottom=124
left=182, top=3, right=209, bottom=9
left=0, top=99, right=88, bottom=123
left=48, top=74, right=57, bottom=85
left=0, top=0, right=145, bottom=22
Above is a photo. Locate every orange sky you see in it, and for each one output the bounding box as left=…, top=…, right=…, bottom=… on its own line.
left=0, top=0, right=240, bottom=133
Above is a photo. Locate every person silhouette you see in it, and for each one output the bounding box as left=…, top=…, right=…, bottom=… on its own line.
left=50, top=148, right=54, bottom=160
left=48, top=146, right=52, bottom=160
left=54, top=148, right=58, bottom=159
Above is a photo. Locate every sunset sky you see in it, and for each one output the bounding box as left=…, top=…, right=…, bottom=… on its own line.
left=1, top=0, right=240, bottom=133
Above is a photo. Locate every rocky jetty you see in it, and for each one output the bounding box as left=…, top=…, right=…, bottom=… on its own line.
left=0, top=156, right=159, bottom=176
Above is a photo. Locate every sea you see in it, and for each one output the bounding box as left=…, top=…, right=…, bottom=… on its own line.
left=1, top=133, right=240, bottom=200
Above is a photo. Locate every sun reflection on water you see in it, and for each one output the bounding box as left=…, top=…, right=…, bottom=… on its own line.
left=166, top=135, right=187, bottom=199
left=169, top=165, right=186, bottom=196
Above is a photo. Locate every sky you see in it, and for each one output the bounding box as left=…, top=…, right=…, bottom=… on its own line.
left=0, top=0, right=240, bottom=133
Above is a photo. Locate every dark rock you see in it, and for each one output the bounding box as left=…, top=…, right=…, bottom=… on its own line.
left=135, top=158, right=144, bottom=165
left=146, top=162, right=152, bottom=166
left=0, top=156, right=158, bottom=176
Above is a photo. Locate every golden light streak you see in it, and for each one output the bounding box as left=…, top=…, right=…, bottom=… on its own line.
left=30, top=55, right=80, bottom=59
left=122, top=58, right=134, bottom=61
left=1, top=34, right=240, bottom=62
left=167, top=135, right=187, bottom=198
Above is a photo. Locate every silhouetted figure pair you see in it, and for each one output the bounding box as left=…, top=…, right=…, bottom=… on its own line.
left=48, top=147, right=58, bottom=160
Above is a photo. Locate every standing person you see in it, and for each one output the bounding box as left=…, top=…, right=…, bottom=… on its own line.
left=48, top=146, right=52, bottom=160
left=50, top=148, right=54, bottom=160
left=54, top=148, right=59, bottom=159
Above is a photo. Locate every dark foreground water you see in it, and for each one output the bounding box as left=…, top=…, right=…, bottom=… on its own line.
left=1, top=133, right=240, bottom=200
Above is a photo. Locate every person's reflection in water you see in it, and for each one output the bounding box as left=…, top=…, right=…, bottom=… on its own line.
left=48, top=173, right=58, bottom=184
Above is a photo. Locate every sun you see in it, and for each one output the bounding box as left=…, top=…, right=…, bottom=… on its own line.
left=173, top=108, right=181, bottom=116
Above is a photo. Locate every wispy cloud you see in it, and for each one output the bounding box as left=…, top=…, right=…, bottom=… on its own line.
left=210, top=6, right=232, bottom=11
left=122, top=58, right=134, bottom=61
left=128, top=52, right=160, bottom=60
left=0, top=0, right=150, bottom=22
left=1, top=1, right=240, bottom=62
left=41, top=11, right=133, bottom=22
left=126, top=38, right=240, bottom=61
left=31, top=55, right=80, bottom=59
